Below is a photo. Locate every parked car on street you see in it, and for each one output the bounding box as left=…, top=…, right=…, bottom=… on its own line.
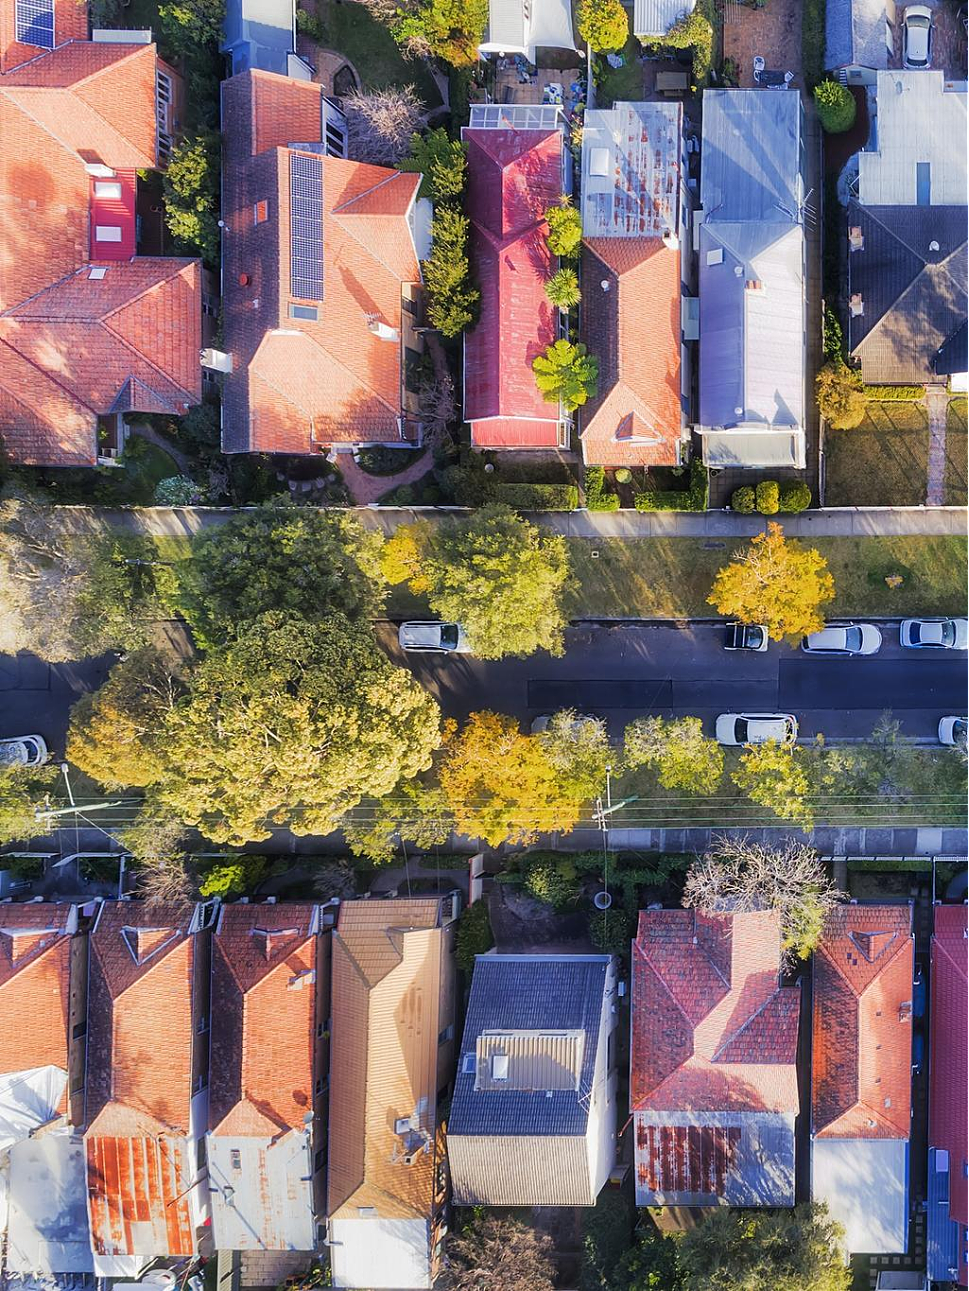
left=397, top=622, right=471, bottom=653
left=724, top=623, right=769, bottom=651
left=0, top=734, right=49, bottom=767
left=939, top=717, right=968, bottom=746
left=801, top=623, right=883, bottom=655
left=903, top=5, right=933, bottom=67
left=899, top=617, right=969, bottom=650
left=714, top=713, right=798, bottom=746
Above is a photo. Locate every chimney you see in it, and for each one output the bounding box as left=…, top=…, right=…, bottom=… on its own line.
left=744, top=279, right=764, bottom=292
left=850, top=293, right=864, bottom=317
left=848, top=226, right=864, bottom=251
left=662, top=229, right=679, bottom=251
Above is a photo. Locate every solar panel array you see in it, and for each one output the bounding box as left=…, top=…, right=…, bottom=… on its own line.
left=15, top=0, right=54, bottom=47
left=289, top=152, right=324, bottom=303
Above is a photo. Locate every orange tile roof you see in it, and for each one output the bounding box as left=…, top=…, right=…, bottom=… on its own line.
left=0, top=0, right=88, bottom=73
left=0, top=38, right=202, bottom=466
left=579, top=239, right=683, bottom=468
left=812, top=904, right=913, bottom=1139
left=0, top=904, right=72, bottom=1110
left=221, top=71, right=422, bottom=454
left=631, top=909, right=800, bottom=1114
left=209, top=903, right=319, bottom=1137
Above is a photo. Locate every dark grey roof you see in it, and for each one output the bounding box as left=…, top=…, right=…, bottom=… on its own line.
left=825, top=0, right=891, bottom=72
left=448, top=954, right=610, bottom=1139
left=848, top=201, right=968, bottom=383
left=935, top=319, right=968, bottom=377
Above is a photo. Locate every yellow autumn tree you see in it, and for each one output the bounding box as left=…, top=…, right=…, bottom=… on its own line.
left=379, top=519, right=433, bottom=593
left=438, top=711, right=582, bottom=847
left=708, top=522, right=835, bottom=643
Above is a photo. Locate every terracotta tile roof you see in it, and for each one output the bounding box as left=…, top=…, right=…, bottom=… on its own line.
left=579, top=238, right=683, bottom=468
left=221, top=71, right=422, bottom=454
left=812, top=904, right=913, bottom=1139
left=462, top=126, right=563, bottom=446
left=929, top=903, right=968, bottom=1280
left=209, top=903, right=319, bottom=1136
left=0, top=38, right=202, bottom=466
left=0, top=904, right=72, bottom=1106
left=0, top=0, right=88, bottom=73
left=631, top=909, right=800, bottom=1114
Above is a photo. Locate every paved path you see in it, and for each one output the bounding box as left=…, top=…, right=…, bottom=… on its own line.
left=337, top=452, right=433, bottom=505
left=926, top=385, right=950, bottom=507
left=46, top=503, right=969, bottom=539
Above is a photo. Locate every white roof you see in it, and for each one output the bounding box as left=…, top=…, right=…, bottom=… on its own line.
left=700, top=428, right=805, bottom=467
left=5, top=1135, right=93, bottom=1275
left=811, top=1138, right=909, bottom=1254
left=859, top=72, right=968, bottom=206
left=0, top=1067, right=66, bottom=1152
left=207, top=1131, right=315, bottom=1252
left=580, top=101, right=681, bottom=239
left=633, top=0, right=695, bottom=36
left=478, top=0, right=576, bottom=59
left=329, top=1216, right=432, bottom=1289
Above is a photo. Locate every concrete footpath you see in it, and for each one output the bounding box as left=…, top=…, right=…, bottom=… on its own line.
left=46, top=503, right=969, bottom=539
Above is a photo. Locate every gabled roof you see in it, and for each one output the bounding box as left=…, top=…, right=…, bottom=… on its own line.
left=847, top=201, right=967, bottom=384
left=928, top=904, right=968, bottom=1285
left=632, top=909, right=800, bottom=1114
left=221, top=70, right=422, bottom=455
left=812, top=904, right=913, bottom=1139
left=478, top=0, right=577, bottom=61
left=825, top=0, right=890, bottom=72
left=580, top=238, right=682, bottom=467
left=462, top=123, right=564, bottom=447
left=0, top=903, right=73, bottom=1091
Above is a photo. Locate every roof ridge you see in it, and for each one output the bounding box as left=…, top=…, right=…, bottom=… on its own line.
left=331, top=207, right=418, bottom=284
left=710, top=983, right=784, bottom=1063
left=0, top=329, right=96, bottom=415
left=255, top=331, right=398, bottom=422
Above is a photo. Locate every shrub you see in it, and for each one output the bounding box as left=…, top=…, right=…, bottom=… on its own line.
left=295, top=5, right=324, bottom=40
left=584, top=465, right=620, bottom=511
left=589, top=906, right=633, bottom=954
left=823, top=306, right=845, bottom=362
left=779, top=481, right=812, bottom=512
left=756, top=479, right=780, bottom=515
left=525, top=856, right=580, bottom=908
left=642, top=10, right=714, bottom=81
left=455, top=899, right=494, bottom=972
left=492, top=482, right=579, bottom=510
left=356, top=444, right=425, bottom=476
left=423, top=204, right=480, bottom=338
left=731, top=485, right=756, bottom=513
left=545, top=198, right=583, bottom=258
left=846, top=858, right=933, bottom=872
left=162, top=132, right=220, bottom=265
left=634, top=458, right=708, bottom=511
left=198, top=856, right=267, bottom=898
left=532, top=339, right=599, bottom=412
left=397, top=127, right=467, bottom=202
left=577, top=0, right=628, bottom=50
left=614, top=467, right=632, bottom=484
left=816, top=360, right=868, bottom=429
left=814, top=80, right=857, bottom=133
left=864, top=385, right=925, bottom=401
left=154, top=475, right=204, bottom=506
left=545, top=266, right=582, bottom=310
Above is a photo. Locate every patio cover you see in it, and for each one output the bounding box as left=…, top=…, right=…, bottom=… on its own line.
left=479, top=0, right=577, bottom=60
left=811, top=1138, right=909, bottom=1254
left=0, top=1067, right=66, bottom=1151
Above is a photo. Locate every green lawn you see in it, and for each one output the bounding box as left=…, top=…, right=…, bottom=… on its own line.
left=315, top=0, right=442, bottom=106
left=945, top=397, right=968, bottom=506
left=824, top=402, right=930, bottom=506
left=596, top=36, right=646, bottom=107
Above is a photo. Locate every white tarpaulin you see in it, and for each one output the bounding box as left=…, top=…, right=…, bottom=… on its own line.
left=5, top=1134, right=94, bottom=1275
left=479, top=0, right=576, bottom=60
left=0, top=1068, right=66, bottom=1152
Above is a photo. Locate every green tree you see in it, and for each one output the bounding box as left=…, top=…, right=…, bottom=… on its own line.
left=390, top=0, right=488, bottom=65
left=420, top=505, right=572, bottom=659
left=178, top=506, right=384, bottom=646
left=533, top=339, right=599, bottom=412
left=155, top=613, right=441, bottom=844
left=67, top=649, right=180, bottom=790
left=544, top=266, right=582, bottom=309
left=439, top=711, right=582, bottom=847
left=589, top=907, right=633, bottom=955
left=816, top=359, right=868, bottom=428
left=733, top=739, right=815, bottom=827
left=398, top=127, right=467, bottom=201
left=731, top=485, right=756, bottom=513
left=623, top=715, right=724, bottom=794
left=341, top=777, right=452, bottom=864
left=779, top=480, right=812, bottom=512
left=158, top=0, right=224, bottom=53
left=162, top=132, right=220, bottom=263
left=577, top=0, right=628, bottom=50
left=455, top=899, right=494, bottom=972
left=611, top=1218, right=684, bottom=1291
left=536, top=710, right=611, bottom=800
left=679, top=1203, right=850, bottom=1291
left=814, top=79, right=857, bottom=133
left=0, top=766, right=43, bottom=846
left=155, top=475, right=204, bottom=506
left=423, top=204, right=480, bottom=337
left=707, top=522, right=836, bottom=642
left=642, top=10, right=713, bottom=80
left=198, top=855, right=267, bottom=898
left=544, top=198, right=583, bottom=257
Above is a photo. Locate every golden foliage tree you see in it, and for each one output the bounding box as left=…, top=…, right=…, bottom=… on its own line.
left=707, top=522, right=835, bottom=642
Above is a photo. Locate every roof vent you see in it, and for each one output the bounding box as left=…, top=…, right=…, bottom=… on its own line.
left=734, top=407, right=744, bottom=417
left=929, top=240, right=940, bottom=251
left=849, top=294, right=864, bottom=317
left=238, top=273, right=251, bottom=287
left=600, top=279, right=611, bottom=292
left=848, top=226, right=864, bottom=251
left=733, top=265, right=743, bottom=277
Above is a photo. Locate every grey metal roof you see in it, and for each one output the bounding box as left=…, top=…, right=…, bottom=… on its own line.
left=926, top=1147, right=963, bottom=1282
left=580, top=101, right=681, bottom=239
left=222, top=0, right=310, bottom=76
left=700, top=428, right=804, bottom=468
left=847, top=201, right=968, bottom=384
left=633, top=0, right=695, bottom=38
left=700, top=91, right=803, bottom=225
left=207, top=1132, right=315, bottom=1253
left=858, top=74, right=967, bottom=207
left=825, top=0, right=891, bottom=72
left=811, top=1137, right=909, bottom=1254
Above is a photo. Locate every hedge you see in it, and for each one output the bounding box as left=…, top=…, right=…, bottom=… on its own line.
left=492, top=482, right=579, bottom=510
left=846, top=858, right=933, bottom=872
left=584, top=465, right=621, bottom=511
left=863, top=385, right=925, bottom=402
left=634, top=459, right=708, bottom=512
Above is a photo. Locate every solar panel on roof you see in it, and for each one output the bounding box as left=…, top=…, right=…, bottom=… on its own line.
left=15, top=0, right=53, bottom=46
left=289, top=152, right=324, bottom=303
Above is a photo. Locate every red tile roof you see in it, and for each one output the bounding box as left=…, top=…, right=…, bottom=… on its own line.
left=631, top=909, right=800, bottom=1114
left=0, top=39, right=202, bottom=466
left=462, top=126, right=563, bottom=447
left=0, top=904, right=72, bottom=1113
left=812, top=904, right=913, bottom=1139
left=930, top=903, right=967, bottom=1280
left=84, top=902, right=198, bottom=1258
left=221, top=71, right=423, bottom=454
left=579, top=238, right=683, bottom=468
left=209, top=903, right=318, bottom=1137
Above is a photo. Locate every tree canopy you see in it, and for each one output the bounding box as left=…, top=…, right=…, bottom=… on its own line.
left=707, top=522, right=835, bottom=642
left=536, top=709, right=611, bottom=801
left=623, top=715, right=724, bottom=794
left=153, top=613, right=441, bottom=844
left=577, top=0, right=629, bottom=50
left=733, top=739, right=815, bottom=827
left=533, top=339, right=599, bottom=412
left=816, top=359, right=868, bottom=429
left=398, top=127, right=467, bottom=202
left=544, top=198, right=583, bottom=257
left=440, top=1213, right=556, bottom=1291
left=678, top=1203, right=850, bottom=1291
left=341, top=777, right=452, bottom=864
left=0, top=766, right=44, bottom=846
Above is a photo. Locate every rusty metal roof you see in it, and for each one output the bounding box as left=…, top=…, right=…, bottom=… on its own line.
left=85, top=1127, right=196, bottom=1257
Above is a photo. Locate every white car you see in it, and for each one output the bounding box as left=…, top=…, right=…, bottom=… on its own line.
left=899, top=618, right=969, bottom=650
left=939, top=717, right=968, bottom=746
left=715, top=713, right=798, bottom=746
left=531, top=712, right=601, bottom=735
left=0, top=734, right=49, bottom=767
left=397, top=621, right=471, bottom=653
left=903, top=5, right=933, bottom=68
left=801, top=623, right=883, bottom=656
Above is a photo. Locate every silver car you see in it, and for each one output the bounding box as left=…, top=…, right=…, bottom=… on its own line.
left=899, top=618, right=969, bottom=650
left=0, top=734, right=49, bottom=767
left=903, top=5, right=933, bottom=68
left=397, top=621, right=471, bottom=653
left=801, top=623, right=883, bottom=656
left=939, top=717, right=968, bottom=746
left=715, top=713, right=798, bottom=746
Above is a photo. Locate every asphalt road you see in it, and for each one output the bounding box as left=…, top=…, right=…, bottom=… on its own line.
left=0, top=651, right=115, bottom=756
left=376, top=620, right=969, bottom=743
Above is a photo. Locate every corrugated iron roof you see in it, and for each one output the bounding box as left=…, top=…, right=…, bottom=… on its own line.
left=475, top=1029, right=584, bottom=1091
left=928, top=904, right=968, bottom=1285
left=85, top=1128, right=196, bottom=1257
left=810, top=1137, right=908, bottom=1254
left=580, top=102, right=680, bottom=240
left=633, top=0, right=695, bottom=37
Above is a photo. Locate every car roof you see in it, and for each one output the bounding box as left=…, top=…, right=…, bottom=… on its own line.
left=807, top=627, right=848, bottom=645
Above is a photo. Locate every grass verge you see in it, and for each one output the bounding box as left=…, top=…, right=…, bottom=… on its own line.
left=945, top=397, right=968, bottom=506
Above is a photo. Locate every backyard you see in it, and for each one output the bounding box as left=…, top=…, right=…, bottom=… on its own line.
left=299, top=0, right=442, bottom=107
